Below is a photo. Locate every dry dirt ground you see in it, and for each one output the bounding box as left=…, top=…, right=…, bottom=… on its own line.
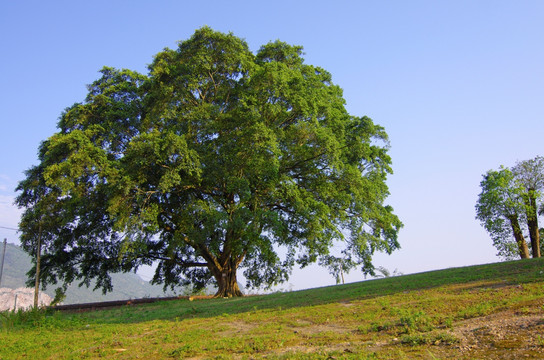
left=435, top=310, right=544, bottom=359
left=358, top=309, right=544, bottom=359
left=213, top=308, right=544, bottom=359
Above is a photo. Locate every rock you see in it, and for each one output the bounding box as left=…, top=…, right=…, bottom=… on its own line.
left=0, top=287, right=52, bottom=311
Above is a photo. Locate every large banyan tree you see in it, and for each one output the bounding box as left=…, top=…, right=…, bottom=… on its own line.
left=16, top=27, right=402, bottom=297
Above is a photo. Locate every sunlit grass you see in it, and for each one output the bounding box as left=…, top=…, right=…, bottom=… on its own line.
left=1, top=257, right=544, bottom=359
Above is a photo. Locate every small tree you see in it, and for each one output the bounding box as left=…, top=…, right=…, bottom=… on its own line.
left=16, top=27, right=402, bottom=297
left=475, top=167, right=530, bottom=259
left=512, top=156, right=544, bottom=258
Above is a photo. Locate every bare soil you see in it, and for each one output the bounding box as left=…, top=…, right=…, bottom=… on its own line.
left=366, top=308, right=544, bottom=359
left=440, top=310, right=544, bottom=359
left=213, top=305, right=544, bottom=359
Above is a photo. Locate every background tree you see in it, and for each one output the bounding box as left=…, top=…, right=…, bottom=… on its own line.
left=475, top=168, right=530, bottom=259
left=16, top=27, right=402, bottom=297
left=476, top=156, right=544, bottom=260
left=512, top=156, right=544, bottom=258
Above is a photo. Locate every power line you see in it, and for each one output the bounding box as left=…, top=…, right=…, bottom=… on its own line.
left=0, top=225, right=18, bottom=231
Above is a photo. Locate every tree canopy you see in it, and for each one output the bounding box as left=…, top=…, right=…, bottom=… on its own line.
left=16, top=27, right=402, bottom=297
left=475, top=157, right=544, bottom=260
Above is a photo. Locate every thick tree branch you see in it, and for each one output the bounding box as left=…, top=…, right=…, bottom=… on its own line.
left=146, top=254, right=208, bottom=267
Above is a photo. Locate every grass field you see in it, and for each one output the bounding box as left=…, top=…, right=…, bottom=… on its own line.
left=2, top=258, right=544, bottom=359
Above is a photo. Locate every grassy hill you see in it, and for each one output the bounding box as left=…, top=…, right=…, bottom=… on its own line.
left=0, top=243, right=184, bottom=304
left=2, top=257, right=544, bottom=359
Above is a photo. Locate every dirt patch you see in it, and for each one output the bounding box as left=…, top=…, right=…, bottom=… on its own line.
left=216, top=319, right=259, bottom=337
left=446, top=310, right=544, bottom=358
left=264, top=307, right=544, bottom=359
left=449, top=280, right=521, bottom=294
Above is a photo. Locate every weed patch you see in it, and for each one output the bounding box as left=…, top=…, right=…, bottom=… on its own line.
left=400, top=332, right=460, bottom=346
left=0, top=307, right=71, bottom=330
left=457, top=301, right=495, bottom=319
left=396, top=309, right=433, bottom=334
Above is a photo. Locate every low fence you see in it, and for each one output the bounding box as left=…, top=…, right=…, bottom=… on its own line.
left=50, top=295, right=213, bottom=312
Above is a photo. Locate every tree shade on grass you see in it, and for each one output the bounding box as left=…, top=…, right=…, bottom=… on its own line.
left=16, top=27, right=401, bottom=297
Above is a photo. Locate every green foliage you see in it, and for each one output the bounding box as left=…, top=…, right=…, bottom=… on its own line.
left=397, top=309, right=432, bottom=334
left=16, top=27, right=401, bottom=297
left=50, top=288, right=66, bottom=307
left=476, top=156, right=544, bottom=259
left=476, top=167, right=530, bottom=259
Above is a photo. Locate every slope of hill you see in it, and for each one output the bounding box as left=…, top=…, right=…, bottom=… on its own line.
left=0, top=242, right=183, bottom=304
left=2, top=257, right=544, bottom=359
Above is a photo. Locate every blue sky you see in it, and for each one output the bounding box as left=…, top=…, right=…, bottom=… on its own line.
left=1, top=1, right=543, bottom=290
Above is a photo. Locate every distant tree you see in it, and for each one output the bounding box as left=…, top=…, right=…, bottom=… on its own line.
left=16, top=27, right=402, bottom=298
left=319, top=254, right=354, bottom=285
left=372, top=266, right=403, bottom=278
left=512, top=156, right=544, bottom=258
left=475, top=167, right=530, bottom=259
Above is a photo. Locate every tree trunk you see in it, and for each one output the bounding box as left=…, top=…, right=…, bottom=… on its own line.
left=525, top=193, right=541, bottom=258
left=213, top=260, right=243, bottom=298
left=509, top=215, right=530, bottom=259
left=196, top=240, right=244, bottom=298
left=527, top=217, right=540, bottom=258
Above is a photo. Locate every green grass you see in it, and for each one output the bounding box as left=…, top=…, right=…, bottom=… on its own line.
left=1, top=257, right=544, bottom=359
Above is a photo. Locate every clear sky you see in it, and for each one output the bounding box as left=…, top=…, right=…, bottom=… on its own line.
left=1, top=1, right=543, bottom=290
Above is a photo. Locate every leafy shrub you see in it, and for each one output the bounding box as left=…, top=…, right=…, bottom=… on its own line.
left=397, top=309, right=433, bottom=333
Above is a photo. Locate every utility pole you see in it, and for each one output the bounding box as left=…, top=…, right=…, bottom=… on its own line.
left=0, top=238, right=6, bottom=287
left=34, top=224, right=42, bottom=308
left=340, top=259, right=345, bottom=285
